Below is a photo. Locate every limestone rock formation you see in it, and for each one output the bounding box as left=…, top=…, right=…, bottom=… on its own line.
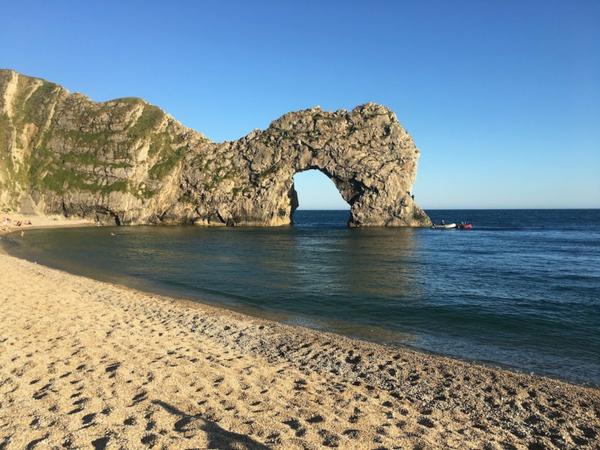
left=0, top=69, right=430, bottom=227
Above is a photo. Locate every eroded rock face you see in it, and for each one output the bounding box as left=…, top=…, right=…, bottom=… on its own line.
left=0, top=69, right=430, bottom=227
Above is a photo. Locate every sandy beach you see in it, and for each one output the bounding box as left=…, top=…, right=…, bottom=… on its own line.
left=0, top=213, right=94, bottom=234
left=1, top=226, right=599, bottom=449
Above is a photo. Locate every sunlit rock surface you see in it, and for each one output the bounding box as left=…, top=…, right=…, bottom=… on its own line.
left=0, top=69, right=430, bottom=227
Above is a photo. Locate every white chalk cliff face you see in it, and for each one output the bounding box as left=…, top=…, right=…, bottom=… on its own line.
left=0, top=69, right=430, bottom=227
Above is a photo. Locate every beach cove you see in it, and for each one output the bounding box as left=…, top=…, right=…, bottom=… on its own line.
left=1, top=220, right=600, bottom=449
left=2, top=1, right=600, bottom=447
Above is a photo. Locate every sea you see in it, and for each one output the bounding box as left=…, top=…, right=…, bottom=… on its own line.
left=3, top=209, right=599, bottom=385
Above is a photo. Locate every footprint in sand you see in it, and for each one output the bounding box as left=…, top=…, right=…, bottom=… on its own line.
left=91, top=436, right=109, bottom=450
left=82, top=413, right=96, bottom=427
left=130, top=391, right=148, bottom=406
left=25, top=434, right=49, bottom=450
left=105, top=362, right=120, bottom=378
left=307, top=414, right=325, bottom=424
left=318, top=429, right=339, bottom=447
left=140, top=434, right=158, bottom=446
left=123, top=416, right=136, bottom=426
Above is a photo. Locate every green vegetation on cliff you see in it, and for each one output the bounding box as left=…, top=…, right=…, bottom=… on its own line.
left=0, top=70, right=191, bottom=219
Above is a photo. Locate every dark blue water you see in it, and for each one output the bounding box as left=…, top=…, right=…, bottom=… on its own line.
left=3, top=209, right=600, bottom=385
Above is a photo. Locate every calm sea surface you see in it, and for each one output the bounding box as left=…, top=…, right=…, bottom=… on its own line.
left=3, top=209, right=600, bottom=385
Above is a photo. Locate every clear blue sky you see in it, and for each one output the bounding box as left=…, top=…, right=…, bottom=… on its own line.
left=1, top=0, right=598, bottom=209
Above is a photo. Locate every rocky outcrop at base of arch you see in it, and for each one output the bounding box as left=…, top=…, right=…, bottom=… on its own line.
left=0, top=69, right=430, bottom=227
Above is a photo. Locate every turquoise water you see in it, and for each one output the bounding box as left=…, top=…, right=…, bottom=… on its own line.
left=3, top=209, right=600, bottom=385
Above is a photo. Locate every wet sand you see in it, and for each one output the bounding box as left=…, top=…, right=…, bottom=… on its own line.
left=1, top=227, right=599, bottom=448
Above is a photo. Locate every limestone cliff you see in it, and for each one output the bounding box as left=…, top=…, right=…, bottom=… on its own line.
left=0, top=70, right=430, bottom=227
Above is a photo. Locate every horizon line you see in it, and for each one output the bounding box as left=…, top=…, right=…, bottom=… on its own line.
left=296, top=207, right=600, bottom=211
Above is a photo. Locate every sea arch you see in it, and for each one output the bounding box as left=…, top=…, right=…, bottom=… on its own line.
left=228, top=104, right=429, bottom=227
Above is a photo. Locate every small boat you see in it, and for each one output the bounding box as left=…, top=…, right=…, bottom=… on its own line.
left=431, top=223, right=457, bottom=229
left=457, top=223, right=473, bottom=230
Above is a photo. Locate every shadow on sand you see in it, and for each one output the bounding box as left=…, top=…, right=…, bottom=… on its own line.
left=152, top=399, right=269, bottom=450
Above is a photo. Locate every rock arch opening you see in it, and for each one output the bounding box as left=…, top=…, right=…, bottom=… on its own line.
left=291, top=169, right=350, bottom=225
left=293, top=169, right=350, bottom=211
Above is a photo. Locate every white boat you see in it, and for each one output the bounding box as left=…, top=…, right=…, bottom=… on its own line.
left=431, top=223, right=457, bottom=229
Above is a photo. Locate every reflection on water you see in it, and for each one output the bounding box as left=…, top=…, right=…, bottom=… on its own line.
left=3, top=209, right=600, bottom=385
left=339, top=228, right=420, bottom=299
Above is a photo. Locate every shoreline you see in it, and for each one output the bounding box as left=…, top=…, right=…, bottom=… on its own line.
left=0, top=212, right=95, bottom=234
left=4, top=229, right=597, bottom=391
left=3, top=225, right=597, bottom=390
left=1, top=218, right=599, bottom=448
